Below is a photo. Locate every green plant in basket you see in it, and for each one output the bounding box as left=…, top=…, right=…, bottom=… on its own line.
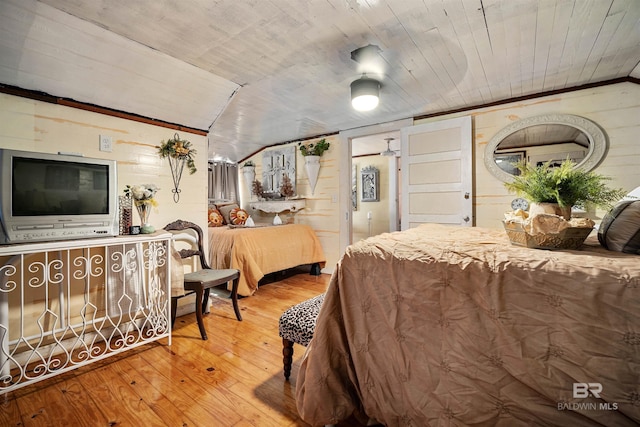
left=504, top=160, right=625, bottom=209
left=298, top=138, right=330, bottom=156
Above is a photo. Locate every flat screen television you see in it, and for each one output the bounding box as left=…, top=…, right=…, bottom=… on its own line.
left=0, top=149, right=118, bottom=244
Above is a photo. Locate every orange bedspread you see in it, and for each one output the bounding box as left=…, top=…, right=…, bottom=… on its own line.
left=208, top=224, right=326, bottom=296
left=296, top=224, right=640, bottom=426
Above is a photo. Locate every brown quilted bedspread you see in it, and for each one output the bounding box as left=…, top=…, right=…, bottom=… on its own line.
left=296, top=224, right=640, bottom=426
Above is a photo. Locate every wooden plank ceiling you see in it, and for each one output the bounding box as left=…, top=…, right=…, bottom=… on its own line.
left=1, top=0, right=639, bottom=162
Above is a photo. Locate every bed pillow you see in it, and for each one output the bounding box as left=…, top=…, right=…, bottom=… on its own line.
left=230, top=207, right=250, bottom=225
left=218, top=203, right=239, bottom=225
left=208, top=208, right=224, bottom=227
left=598, top=200, right=640, bottom=254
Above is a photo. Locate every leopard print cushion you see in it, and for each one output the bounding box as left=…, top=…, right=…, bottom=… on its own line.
left=278, top=293, right=325, bottom=347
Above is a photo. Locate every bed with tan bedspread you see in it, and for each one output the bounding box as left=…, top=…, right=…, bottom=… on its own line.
left=296, top=224, right=640, bottom=427
left=208, top=224, right=325, bottom=296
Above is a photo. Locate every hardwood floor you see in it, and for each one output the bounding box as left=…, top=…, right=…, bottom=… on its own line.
left=0, top=268, right=364, bottom=427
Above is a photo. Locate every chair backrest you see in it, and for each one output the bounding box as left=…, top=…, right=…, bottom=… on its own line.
left=164, top=220, right=211, bottom=270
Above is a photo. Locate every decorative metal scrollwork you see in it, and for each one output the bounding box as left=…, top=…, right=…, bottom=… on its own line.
left=0, top=237, right=170, bottom=394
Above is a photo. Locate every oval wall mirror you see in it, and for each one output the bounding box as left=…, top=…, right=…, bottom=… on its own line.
left=484, top=114, right=608, bottom=182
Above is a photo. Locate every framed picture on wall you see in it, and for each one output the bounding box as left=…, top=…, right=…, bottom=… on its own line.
left=361, top=166, right=379, bottom=202
left=261, top=146, right=296, bottom=196
left=493, top=151, right=525, bottom=176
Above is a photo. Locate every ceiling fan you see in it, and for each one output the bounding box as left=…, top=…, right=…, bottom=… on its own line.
left=381, top=137, right=397, bottom=157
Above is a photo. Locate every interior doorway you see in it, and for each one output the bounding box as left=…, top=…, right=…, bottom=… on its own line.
left=338, top=118, right=413, bottom=255
left=351, top=132, right=401, bottom=244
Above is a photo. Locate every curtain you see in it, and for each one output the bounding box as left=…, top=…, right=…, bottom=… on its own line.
left=208, top=161, right=238, bottom=202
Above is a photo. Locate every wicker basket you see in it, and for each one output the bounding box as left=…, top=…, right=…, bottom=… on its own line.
left=503, top=221, right=593, bottom=250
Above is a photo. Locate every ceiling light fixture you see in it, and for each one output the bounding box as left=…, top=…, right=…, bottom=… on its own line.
left=349, top=44, right=383, bottom=112
left=351, top=75, right=380, bottom=111
left=381, top=137, right=396, bottom=156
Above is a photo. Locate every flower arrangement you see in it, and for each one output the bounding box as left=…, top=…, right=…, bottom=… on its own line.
left=252, top=179, right=265, bottom=199
left=124, top=184, right=160, bottom=207
left=157, top=134, right=197, bottom=174
left=280, top=174, right=294, bottom=198
left=298, top=138, right=330, bottom=156
left=504, top=160, right=625, bottom=210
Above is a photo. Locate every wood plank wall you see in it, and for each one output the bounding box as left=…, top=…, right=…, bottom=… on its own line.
left=0, top=92, right=210, bottom=313
left=0, top=92, right=209, bottom=235
left=2, top=81, right=638, bottom=277
left=239, top=136, right=342, bottom=275
left=414, top=82, right=640, bottom=228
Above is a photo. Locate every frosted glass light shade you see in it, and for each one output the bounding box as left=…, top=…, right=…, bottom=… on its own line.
left=351, top=77, right=380, bottom=111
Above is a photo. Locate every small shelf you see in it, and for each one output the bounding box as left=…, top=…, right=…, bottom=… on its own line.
left=249, top=199, right=306, bottom=214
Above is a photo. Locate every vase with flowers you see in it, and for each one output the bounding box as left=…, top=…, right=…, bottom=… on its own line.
left=298, top=138, right=330, bottom=195
left=124, top=184, right=160, bottom=234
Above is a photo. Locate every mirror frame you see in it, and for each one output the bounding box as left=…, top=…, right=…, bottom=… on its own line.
left=484, top=114, right=608, bottom=182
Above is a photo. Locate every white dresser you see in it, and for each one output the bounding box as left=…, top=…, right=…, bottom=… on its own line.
left=0, top=232, right=172, bottom=394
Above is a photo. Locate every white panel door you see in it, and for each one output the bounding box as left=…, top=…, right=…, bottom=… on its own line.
left=401, top=116, right=472, bottom=230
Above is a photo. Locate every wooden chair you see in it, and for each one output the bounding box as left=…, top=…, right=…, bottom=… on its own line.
left=164, top=219, right=242, bottom=340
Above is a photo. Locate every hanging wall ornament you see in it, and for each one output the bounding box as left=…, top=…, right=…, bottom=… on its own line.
left=298, top=138, right=330, bottom=196
left=157, top=133, right=197, bottom=203
left=242, top=161, right=256, bottom=200
left=304, top=155, right=321, bottom=195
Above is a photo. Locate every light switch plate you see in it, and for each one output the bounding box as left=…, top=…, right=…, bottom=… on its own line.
left=99, top=135, right=113, bottom=152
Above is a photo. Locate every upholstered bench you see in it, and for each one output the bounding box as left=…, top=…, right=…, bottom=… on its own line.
left=278, top=293, right=325, bottom=380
